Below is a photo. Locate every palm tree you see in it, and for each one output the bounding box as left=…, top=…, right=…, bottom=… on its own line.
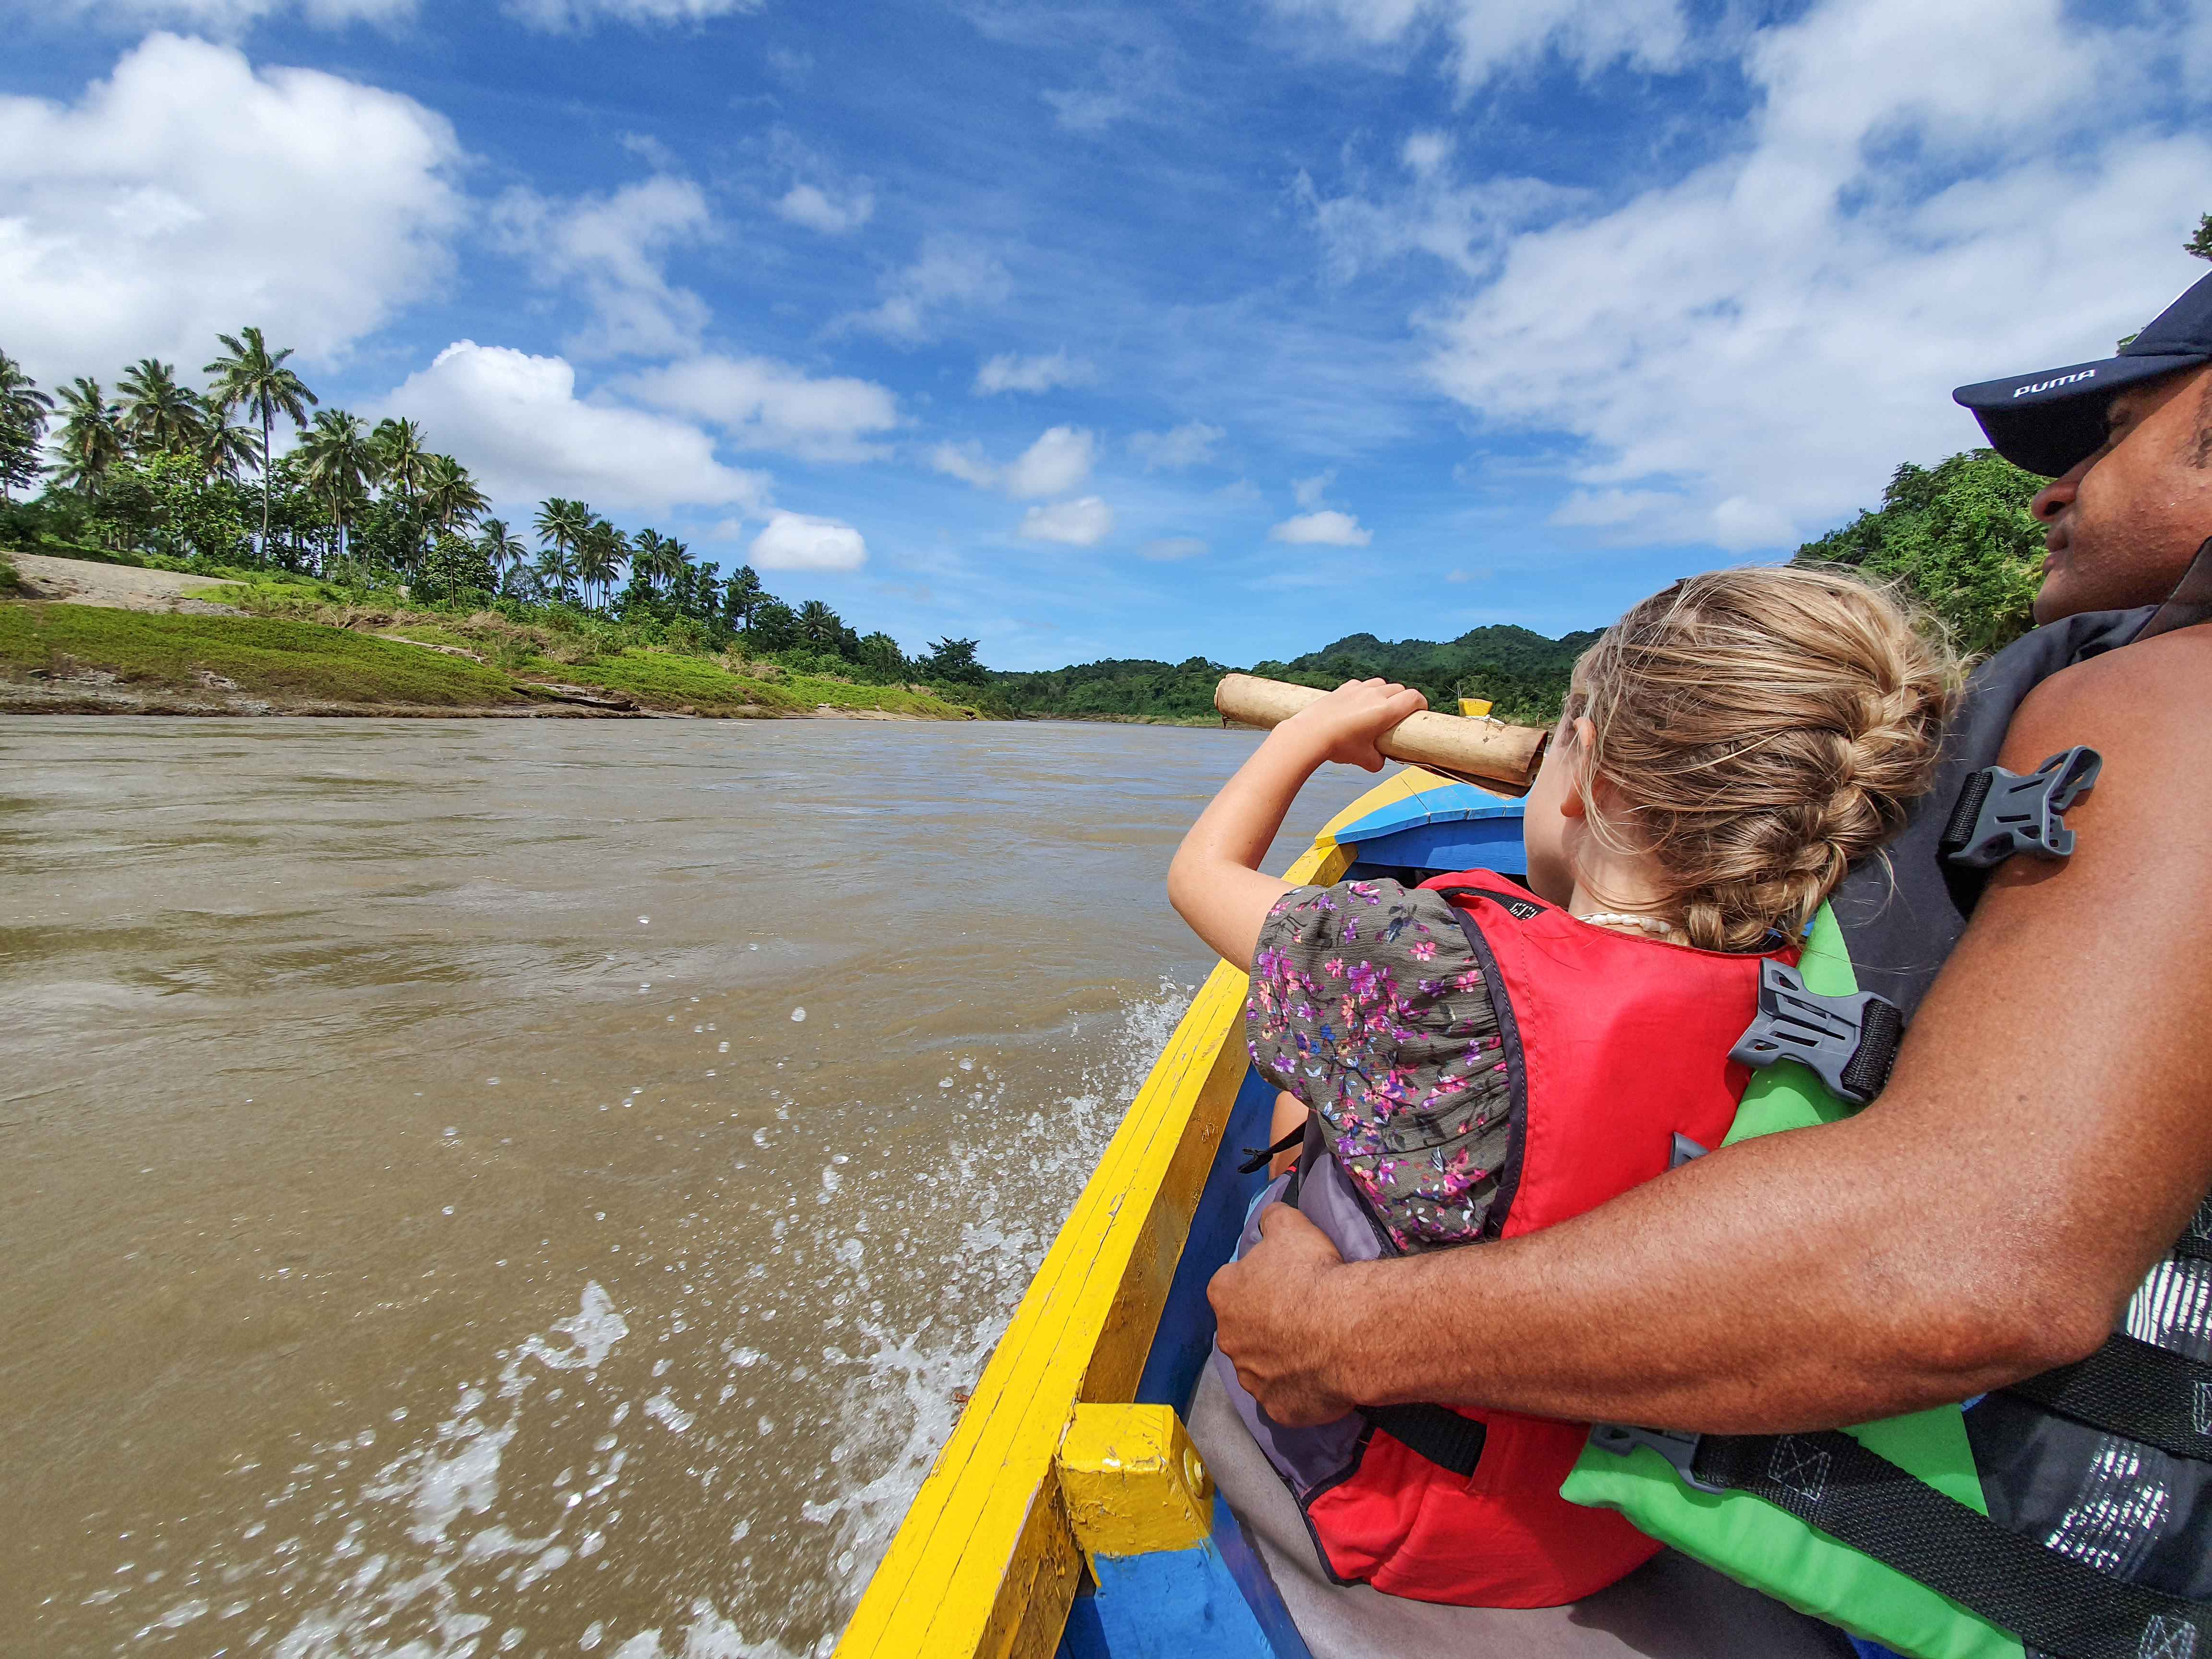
left=533, top=497, right=590, bottom=574
left=421, top=454, right=487, bottom=537
left=477, top=517, right=528, bottom=589
left=0, top=350, right=53, bottom=502
left=118, top=359, right=208, bottom=458
left=370, top=418, right=432, bottom=508
left=531, top=542, right=578, bottom=604
left=197, top=416, right=262, bottom=482
left=577, top=516, right=628, bottom=609
left=204, top=327, right=317, bottom=559
left=0, top=350, right=52, bottom=437
left=797, top=598, right=845, bottom=653
left=631, top=527, right=691, bottom=596
left=52, top=377, right=127, bottom=494
left=628, top=528, right=670, bottom=596
left=297, top=409, right=374, bottom=568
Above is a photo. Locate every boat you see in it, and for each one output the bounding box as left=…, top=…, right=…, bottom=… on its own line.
left=834, top=762, right=1529, bottom=1659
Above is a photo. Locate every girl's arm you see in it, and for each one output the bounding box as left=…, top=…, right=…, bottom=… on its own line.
left=1168, top=678, right=1428, bottom=968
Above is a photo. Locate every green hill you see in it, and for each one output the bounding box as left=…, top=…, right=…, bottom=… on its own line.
left=992, top=623, right=1598, bottom=726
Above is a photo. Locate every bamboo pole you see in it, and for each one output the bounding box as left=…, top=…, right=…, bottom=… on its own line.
left=1213, top=673, right=1550, bottom=794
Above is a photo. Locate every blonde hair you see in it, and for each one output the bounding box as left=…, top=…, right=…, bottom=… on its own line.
left=1567, top=565, right=1959, bottom=952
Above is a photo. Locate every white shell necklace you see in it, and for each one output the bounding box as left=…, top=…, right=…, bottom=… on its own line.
left=1575, top=911, right=1683, bottom=940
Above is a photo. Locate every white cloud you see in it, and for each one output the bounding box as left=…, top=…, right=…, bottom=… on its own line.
left=841, top=236, right=1012, bottom=343
left=1297, top=148, right=1578, bottom=287
left=1003, top=426, right=1095, bottom=498
left=1350, top=0, right=2212, bottom=550
left=617, top=354, right=899, bottom=462
left=974, top=349, right=1095, bottom=396
left=930, top=425, right=1096, bottom=499
left=1547, top=489, right=1683, bottom=529
left=749, top=510, right=867, bottom=572
left=1129, top=422, right=1224, bottom=470
left=1042, top=88, right=1138, bottom=132
left=504, top=0, right=764, bottom=29
left=1140, top=537, right=1208, bottom=561
left=929, top=441, right=1000, bottom=490
left=1270, top=509, right=1371, bottom=546
left=775, top=183, right=874, bottom=236
left=0, top=33, right=462, bottom=387
left=1019, top=496, right=1116, bottom=546
left=1291, top=469, right=1336, bottom=509
left=381, top=341, right=771, bottom=517
left=30, top=0, right=413, bottom=30
left=494, top=174, right=712, bottom=360
left=1267, top=0, right=1689, bottom=89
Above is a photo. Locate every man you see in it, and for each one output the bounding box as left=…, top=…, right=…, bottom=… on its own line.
left=1202, top=271, right=2212, bottom=1651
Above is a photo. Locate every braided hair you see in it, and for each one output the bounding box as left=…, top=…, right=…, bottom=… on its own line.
left=1568, top=565, right=1960, bottom=953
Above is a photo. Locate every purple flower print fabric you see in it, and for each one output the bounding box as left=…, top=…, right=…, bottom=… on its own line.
left=1245, top=878, right=1515, bottom=1251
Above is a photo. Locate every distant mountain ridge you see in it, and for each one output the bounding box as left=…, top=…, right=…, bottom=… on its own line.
left=991, top=622, right=1599, bottom=725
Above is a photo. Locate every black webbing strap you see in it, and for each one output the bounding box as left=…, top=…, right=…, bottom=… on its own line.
left=1237, top=1125, right=1306, bottom=1176
left=2006, top=1332, right=2212, bottom=1465
left=1361, top=1404, right=1487, bottom=1478
left=1690, top=1429, right=2212, bottom=1659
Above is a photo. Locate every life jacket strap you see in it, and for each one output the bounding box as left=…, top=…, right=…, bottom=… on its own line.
left=1941, top=745, right=2103, bottom=869
left=1728, top=958, right=1904, bottom=1107
left=1645, top=1425, right=2212, bottom=1659
left=1360, top=1403, right=1488, bottom=1479
left=2007, top=1331, right=2212, bottom=1467
left=1236, top=1125, right=1307, bottom=1176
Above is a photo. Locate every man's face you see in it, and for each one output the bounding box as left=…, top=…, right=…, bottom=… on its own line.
left=2030, top=363, right=2212, bottom=623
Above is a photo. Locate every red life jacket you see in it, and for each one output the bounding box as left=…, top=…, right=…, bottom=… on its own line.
left=1213, top=868, right=1797, bottom=1608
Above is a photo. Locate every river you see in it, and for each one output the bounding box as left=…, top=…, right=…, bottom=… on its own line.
left=0, top=715, right=1367, bottom=1659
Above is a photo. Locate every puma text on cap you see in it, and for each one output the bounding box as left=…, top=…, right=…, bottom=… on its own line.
left=1952, top=270, right=2212, bottom=476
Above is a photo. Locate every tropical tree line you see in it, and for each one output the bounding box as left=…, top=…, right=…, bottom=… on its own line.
left=0, top=328, right=986, bottom=684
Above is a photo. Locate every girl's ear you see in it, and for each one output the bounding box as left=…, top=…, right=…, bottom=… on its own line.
left=1555, top=716, right=1597, bottom=820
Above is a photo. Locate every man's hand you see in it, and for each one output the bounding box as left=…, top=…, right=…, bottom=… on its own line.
left=1274, top=678, right=1429, bottom=772
left=1208, top=1202, right=1360, bottom=1425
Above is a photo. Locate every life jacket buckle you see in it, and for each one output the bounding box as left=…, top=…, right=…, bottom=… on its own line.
left=1587, top=1423, right=1727, bottom=1493
left=1728, top=959, right=1904, bottom=1108
left=1940, top=745, right=2102, bottom=869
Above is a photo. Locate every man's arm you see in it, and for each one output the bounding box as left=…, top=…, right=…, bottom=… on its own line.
left=1210, top=626, right=2212, bottom=1431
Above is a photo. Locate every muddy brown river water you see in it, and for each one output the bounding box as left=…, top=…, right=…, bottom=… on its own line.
left=0, top=716, right=1366, bottom=1658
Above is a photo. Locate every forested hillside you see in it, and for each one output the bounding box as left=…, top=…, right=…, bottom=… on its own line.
left=1791, top=448, right=2045, bottom=654
left=990, top=625, right=1599, bottom=725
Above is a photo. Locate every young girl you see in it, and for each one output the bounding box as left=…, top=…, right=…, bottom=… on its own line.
left=1168, top=565, right=1957, bottom=1610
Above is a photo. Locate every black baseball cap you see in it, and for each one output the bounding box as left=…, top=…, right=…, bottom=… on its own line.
left=1952, top=270, right=2212, bottom=476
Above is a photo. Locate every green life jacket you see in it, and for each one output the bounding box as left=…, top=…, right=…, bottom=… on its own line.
left=1562, top=564, right=2212, bottom=1659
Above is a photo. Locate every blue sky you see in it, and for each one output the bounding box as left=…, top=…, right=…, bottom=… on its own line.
left=5, top=0, right=2210, bottom=669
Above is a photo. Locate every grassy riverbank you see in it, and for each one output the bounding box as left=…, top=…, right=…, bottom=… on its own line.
left=0, top=584, right=986, bottom=719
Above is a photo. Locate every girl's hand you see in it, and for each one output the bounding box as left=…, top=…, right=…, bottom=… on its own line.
left=1276, top=679, right=1429, bottom=771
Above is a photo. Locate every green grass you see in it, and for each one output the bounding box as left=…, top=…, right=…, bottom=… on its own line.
left=531, top=649, right=975, bottom=718
left=0, top=605, right=532, bottom=707
left=0, top=601, right=985, bottom=719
